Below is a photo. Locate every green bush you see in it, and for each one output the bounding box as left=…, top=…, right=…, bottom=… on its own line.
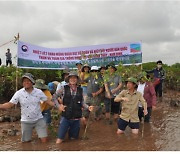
left=0, top=66, right=21, bottom=99
left=0, top=66, right=63, bottom=100
left=0, top=62, right=179, bottom=100
left=142, top=62, right=180, bottom=90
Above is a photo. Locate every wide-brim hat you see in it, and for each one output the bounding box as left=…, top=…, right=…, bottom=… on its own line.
left=65, top=72, right=80, bottom=83
left=22, top=73, right=35, bottom=84
left=62, top=70, right=70, bottom=78
left=107, top=64, right=117, bottom=71
left=82, top=64, right=91, bottom=72
left=138, top=72, right=148, bottom=81
left=90, top=66, right=99, bottom=72
left=126, top=77, right=138, bottom=85
left=52, top=81, right=60, bottom=86
left=76, top=62, right=82, bottom=66
left=34, top=79, right=48, bottom=90
left=99, top=66, right=107, bottom=71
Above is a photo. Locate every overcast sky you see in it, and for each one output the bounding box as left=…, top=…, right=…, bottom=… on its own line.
left=0, top=0, right=180, bottom=66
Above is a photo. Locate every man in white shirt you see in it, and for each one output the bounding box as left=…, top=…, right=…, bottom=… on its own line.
left=0, top=73, right=55, bottom=143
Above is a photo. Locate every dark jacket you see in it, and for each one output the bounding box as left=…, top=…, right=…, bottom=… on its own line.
left=147, top=67, right=165, bottom=82
left=62, top=85, right=83, bottom=119
left=143, top=82, right=156, bottom=107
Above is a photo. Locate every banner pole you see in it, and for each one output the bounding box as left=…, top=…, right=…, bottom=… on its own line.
left=14, top=66, right=18, bottom=111
left=15, top=33, right=19, bottom=109
left=140, top=40, right=143, bottom=71
left=141, top=63, right=143, bottom=71
left=15, top=67, right=18, bottom=92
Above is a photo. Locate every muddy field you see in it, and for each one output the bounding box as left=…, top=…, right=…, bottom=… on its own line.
left=0, top=90, right=179, bottom=151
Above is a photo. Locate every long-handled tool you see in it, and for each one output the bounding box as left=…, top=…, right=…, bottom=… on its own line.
left=81, top=111, right=91, bottom=140
left=108, top=97, right=113, bottom=125
left=81, top=97, right=95, bottom=140
left=141, top=116, right=145, bottom=138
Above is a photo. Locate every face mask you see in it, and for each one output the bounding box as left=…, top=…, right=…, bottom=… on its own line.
left=157, top=64, right=162, bottom=69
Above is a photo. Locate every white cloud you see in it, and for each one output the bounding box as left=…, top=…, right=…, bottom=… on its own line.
left=0, top=0, right=180, bottom=66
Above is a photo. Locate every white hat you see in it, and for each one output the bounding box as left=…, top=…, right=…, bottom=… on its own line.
left=91, top=66, right=99, bottom=71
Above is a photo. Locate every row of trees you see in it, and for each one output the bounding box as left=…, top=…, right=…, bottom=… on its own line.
left=0, top=62, right=179, bottom=100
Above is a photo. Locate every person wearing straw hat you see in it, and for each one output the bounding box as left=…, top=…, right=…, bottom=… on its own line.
left=137, top=72, right=156, bottom=123
left=34, top=79, right=53, bottom=125
left=0, top=73, right=55, bottom=143
left=53, top=72, right=93, bottom=144
left=114, top=77, right=148, bottom=135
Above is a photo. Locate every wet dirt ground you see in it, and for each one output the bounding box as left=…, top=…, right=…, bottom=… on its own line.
left=0, top=90, right=179, bottom=151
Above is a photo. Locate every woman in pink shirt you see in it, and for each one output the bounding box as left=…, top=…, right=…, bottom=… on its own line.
left=137, top=72, right=157, bottom=122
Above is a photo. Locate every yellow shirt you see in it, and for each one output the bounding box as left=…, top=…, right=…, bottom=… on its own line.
left=80, top=72, right=90, bottom=87
left=40, top=90, right=52, bottom=111
left=115, top=90, right=147, bottom=122
left=77, top=70, right=81, bottom=77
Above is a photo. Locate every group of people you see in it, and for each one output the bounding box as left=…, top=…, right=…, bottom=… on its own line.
left=0, top=48, right=12, bottom=67
left=0, top=60, right=165, bottom=144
